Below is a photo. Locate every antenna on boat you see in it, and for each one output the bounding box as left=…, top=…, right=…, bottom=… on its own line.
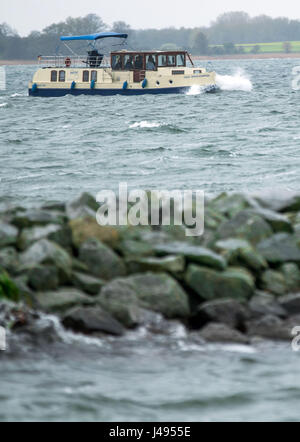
left=63, top=42, right=78, bottom=56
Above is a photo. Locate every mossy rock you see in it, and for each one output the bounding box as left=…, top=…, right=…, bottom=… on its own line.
left=281, top=263, right=300, bottom=292
left=78, top=238, right=126, bottom=281
left=34, top=288, right=94, bottom=314
left=154, top=241, right=226, bottom=271
left=98, top=272, right=190, bottom=328
left=69, top=217, right=120, bottom=249
left=0, top=272, right=20, bottom=303
left=204, top=207, right=227, bottom=230
left=126, top=255, right=185, bottom=274
left=116, top=239, right=155, bottom=258
left=209, top=193, right=257, bottom=219
left=66, top=192, right=98, bottom=220
left=185, top=264, right=255, bottom=301
left=217, top=210, right=273, bottom=245
left=250, top=208, right=293, bottom=233
left=260, top=270, right=287, bottom=296
left=257, top=233, right=300, bottom=265
left=19, top=239, right=72, bottom=284
left=11, top=209, right=65, bottom=229
left=215, top=238, right=267, bottom=271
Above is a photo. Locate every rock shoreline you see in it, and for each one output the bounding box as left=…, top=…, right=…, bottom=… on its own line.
left=1, top=191, right=300, bottom=346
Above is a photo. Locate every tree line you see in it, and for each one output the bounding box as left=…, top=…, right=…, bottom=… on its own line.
left=1, top=11, right=300, bottom=59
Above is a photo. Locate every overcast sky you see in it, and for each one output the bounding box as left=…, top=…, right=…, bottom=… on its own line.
left=2, top=0, right=300, bottom=35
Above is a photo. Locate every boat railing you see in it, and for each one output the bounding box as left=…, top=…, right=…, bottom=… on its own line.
left=37, top=55, right=111, bottom=69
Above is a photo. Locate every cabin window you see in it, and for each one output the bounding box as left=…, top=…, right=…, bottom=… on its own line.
left=194, top=70, right=202, bottom=74
left=158, top=55, right=167, bottom=67
left=146, top=55, right=156, bottom=71
left=172, top=70, right=185, bottom=75
left=134, top=55, right=144, bottom=70
left=91, top=71, right=97, bottom=82
left=51, top=70, right=57, bottom=82
left=59, top=71, right=65, bottom=82
left=177, top=54, right=185, bottom=67
left=123, top=55, right=133, bottom=70
left=167, top=55, right=176, bottom=66
left=112, top=55, right=122, bottom=70
left=83, top=71, right=90, bottom=82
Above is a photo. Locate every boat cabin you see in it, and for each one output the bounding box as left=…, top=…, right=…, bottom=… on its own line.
left=111, top=51, right=189, bottom=72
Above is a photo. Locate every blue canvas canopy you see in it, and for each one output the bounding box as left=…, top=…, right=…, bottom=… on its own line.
left=60, top=32, right=128, bottom=41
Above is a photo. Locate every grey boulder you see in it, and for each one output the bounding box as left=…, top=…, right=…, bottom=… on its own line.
left=246, top=315, right=297, bottom=341
left=198, top=322, right=249, bottom=344
left=28, top=265, right=59, bottom=291
left=12, top=209, right=65, bottom=228
left=217, top=210, right=273, bottom=245
left=72, top=271, right=105, bottom=295
left=78, top=239, right=126, bottom=281
left=154, top=241, right=226, bottom=270
left=18, top=224, right=72, bottom=251
left=197, top=299, right=249, bottom=329
left=254, top=191, right=300, bottom=213
left=185, top=265, right=255, bottom=301
left=0, top=247, right=19, bottom=274
left=257, top=233, right=300, bottom=264
left=19, top=239, right=72, bottom=283
left=34, top=288, right=94, bottom=314
left=0, top=222, right=18, bottom=248
left=249, top=292, right=287, bottom=319
left=66, top=193, right=98, bottom=220
left=62, top=306, right=125, bottom=336
left=279, top=293, right=300, bottom=315
left=98, top=272, right=190, bottom=328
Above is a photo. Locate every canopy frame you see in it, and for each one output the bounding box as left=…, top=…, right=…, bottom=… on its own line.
left=60, top=32, right=128, bottom=42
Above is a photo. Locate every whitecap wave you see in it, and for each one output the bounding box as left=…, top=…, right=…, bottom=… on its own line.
left=216, top=68, right=253, bottom=92
left=0, top=102, right=8, bottom=108
left=41, top=314, right=105, bottom=349
left=217, top=344, right=257, bottom=354
left=186, top=85, right=205, bottom=96
left=129, top=121, right=162, bottom=129
left=10, top=93, right=25, bottom=98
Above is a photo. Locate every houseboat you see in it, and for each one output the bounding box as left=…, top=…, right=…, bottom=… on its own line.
left=28, top=32, right=217, bottom=97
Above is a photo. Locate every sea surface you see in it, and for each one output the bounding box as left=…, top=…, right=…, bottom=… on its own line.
left=1, top=59, right=300, bottom=208
left=1, top=59, right=300, bottom=422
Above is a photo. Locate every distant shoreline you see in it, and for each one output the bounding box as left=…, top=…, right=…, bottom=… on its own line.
left=194, top=53, right=300, bottom=60
left=2, top=53, right=300, bottom=66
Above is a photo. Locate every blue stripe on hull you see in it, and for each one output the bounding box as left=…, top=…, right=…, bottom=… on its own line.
left=29, top=85, right=217, bottom=97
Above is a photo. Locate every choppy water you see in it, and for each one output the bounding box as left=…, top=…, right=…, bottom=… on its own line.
left=1, top=59, right=300, bottom=422
left=1, top=318, right=299, bottom=422
left=1, top=59, right=300, bottom=208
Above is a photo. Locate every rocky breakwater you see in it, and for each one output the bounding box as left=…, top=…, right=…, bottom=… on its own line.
left=1, top=190, right=300, bottom=347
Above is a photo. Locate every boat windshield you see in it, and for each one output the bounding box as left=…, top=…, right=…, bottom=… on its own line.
left=111, top=52, right=187, bottom=71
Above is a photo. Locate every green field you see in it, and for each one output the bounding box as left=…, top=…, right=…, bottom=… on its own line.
left=236, top=41, right=300, bottom=53
left=209, top=41, right=300, bottom=54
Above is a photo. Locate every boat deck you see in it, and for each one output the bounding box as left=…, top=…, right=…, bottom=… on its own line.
left=38, top=55, right=111, bottom=69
